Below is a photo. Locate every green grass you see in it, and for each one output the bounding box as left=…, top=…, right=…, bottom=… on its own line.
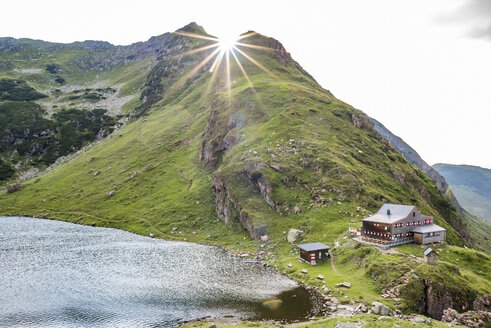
left=180, top=314, right=464, bottom=327
left=0, top=29, right=488, bottom=321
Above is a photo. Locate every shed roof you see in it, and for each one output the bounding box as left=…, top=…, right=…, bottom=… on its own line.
left=423, top=248, right=435, bottom=256
left=411, top=224, right=446, bottom=234
left=362, top=204, right=415, bottom=223
left=297, top=242, right=330, bottom=252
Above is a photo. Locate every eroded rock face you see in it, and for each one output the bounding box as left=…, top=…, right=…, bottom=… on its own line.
left=211, top=175, right=239, bottom=224
left=405, top=278, right=478, bottom=321
left=423, top=281, right=455, bottom=320
left=211, top=169, right=273, bottom=239
left=199, top=104, right=240, bottom=168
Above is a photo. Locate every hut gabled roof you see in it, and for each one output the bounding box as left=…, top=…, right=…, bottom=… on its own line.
left=297, top=242, right=330, bottom=252
left=423, top=248, right=436, bottom=256
left=362, top=204, right=415, bottom=224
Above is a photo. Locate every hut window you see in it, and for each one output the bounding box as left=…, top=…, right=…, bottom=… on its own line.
left=413, top=212, right=415, bottom=217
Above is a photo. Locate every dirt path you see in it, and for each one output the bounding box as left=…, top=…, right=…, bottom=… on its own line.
left=329, top=250, right=337, bottom=273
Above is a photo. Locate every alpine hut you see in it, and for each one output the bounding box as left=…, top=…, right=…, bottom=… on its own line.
left=361, top=204, right=446, bottom=246
left=297, top=242, right=330, bottom=265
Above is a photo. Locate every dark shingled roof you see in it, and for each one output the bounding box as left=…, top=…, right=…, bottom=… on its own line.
left=297, top=242, right=330, bottom=252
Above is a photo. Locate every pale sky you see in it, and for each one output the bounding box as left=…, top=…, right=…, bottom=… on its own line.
left=2, top=0, right=490, bottom=168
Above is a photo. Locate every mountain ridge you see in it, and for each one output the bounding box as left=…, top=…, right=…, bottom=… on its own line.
left=0, top=23, right=488, bottom=322
left=0, top=23, right=470, bottom=245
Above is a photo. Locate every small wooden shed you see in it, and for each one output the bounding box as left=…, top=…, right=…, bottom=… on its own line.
left=423, top=247, right=438, bottom=264
left=297, top=242, right=330, bottom=265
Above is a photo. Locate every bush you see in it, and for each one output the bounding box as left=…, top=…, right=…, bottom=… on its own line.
left=0, top=79, right=47, bottom=101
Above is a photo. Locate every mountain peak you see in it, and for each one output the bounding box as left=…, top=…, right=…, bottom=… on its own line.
left=175, top=22, right=207, bottom=34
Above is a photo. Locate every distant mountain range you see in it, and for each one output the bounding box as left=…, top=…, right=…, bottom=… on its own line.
left=433, top=164, right=491, bottom=224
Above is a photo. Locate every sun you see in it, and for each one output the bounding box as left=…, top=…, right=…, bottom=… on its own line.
left=173, top=29, right=276, bottom=96
left=217, top=35, right=238, bottom=51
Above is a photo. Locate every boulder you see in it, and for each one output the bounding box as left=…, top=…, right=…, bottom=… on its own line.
left=260, top=235, right=269, bottom=242
left=301, top=268, right=308, bottom=274
left=287, top=229, right=304, bottom=243
left=336, top=282, right=351, bottom=288
left=6, top=184, right=21, bottom=193
left=372, top=301, right=390, bottom=316
left=106, top=190, right=116, bottom=197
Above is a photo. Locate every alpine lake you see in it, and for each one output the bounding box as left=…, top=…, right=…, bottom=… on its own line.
left=0, top=216, right=323, bottom=327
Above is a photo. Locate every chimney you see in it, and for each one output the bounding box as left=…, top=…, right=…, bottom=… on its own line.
left=387, top=209, right=391, bottom=215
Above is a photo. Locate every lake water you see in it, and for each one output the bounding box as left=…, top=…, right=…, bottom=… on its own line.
left=0, top=217, right=321, bottom=327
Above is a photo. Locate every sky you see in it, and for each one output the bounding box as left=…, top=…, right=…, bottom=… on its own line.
left=2, top=0, right=490, bottom=168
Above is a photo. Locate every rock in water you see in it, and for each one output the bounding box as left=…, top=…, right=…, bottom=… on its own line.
left=287, top=229, right=304, bottom=243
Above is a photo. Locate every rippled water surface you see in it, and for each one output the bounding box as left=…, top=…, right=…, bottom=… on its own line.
left=0, top=217, right=317, bottom=327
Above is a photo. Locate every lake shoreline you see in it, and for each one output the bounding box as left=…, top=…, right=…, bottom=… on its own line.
left=0, top=215, right=331, bottom=326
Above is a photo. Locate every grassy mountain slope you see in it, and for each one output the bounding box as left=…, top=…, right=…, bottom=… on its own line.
left=0, top=38, right=154, bottom=180
left=434, top=164, right=491, bottom=224
left=0, top=24, right=488, bottom=320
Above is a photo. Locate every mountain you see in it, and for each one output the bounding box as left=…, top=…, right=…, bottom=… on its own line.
left=434, top=164, right=491, bottom=223
left=372, top=119, right=490, bottom=252
left=0, top=23, right=488, bottom=322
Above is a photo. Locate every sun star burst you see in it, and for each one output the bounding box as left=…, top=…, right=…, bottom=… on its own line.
left=174, top=30, right=276, bottom=94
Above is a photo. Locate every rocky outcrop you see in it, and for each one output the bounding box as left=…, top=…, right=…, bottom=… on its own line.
left=199, top=102, right=241, bottom=168
left=211, top=174, right=268, bottom=239
left=211, top=163, right=278, bottom=239
left=422, top=280, right=456, bottom=320
left=6, top=183, right=21, bottom=193
left=352, top=114, right=373, bottom=130
left=287, top=229, right=304, bottom=243
left=403, top=276, right=479, bottom=321
left=473, top=295, right=491, bottom=312
left=442, top=308, right=491, bottom=328
left=211, top=175, right=240, bottom=224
